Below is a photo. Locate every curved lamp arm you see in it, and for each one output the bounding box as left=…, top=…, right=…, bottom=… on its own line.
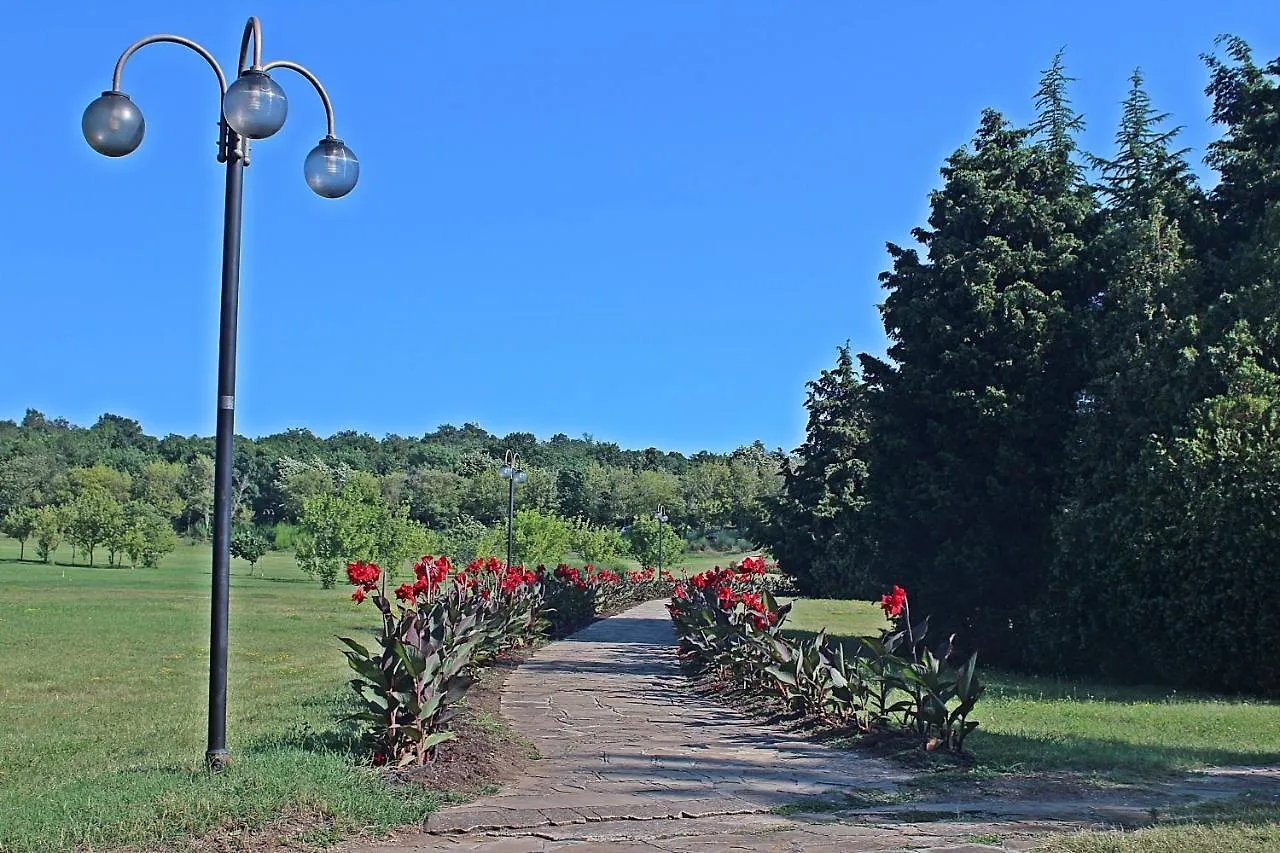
left=238, top=16, right=263, bottom=73
left=112, top=34, right=228, bottom=94
left=262, top=59, right=337, bottom=138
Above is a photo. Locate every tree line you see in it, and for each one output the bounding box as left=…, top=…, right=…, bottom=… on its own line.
left=0, top=411, right=780, bottom=573
left=757, top=40, right=1280, bottom=694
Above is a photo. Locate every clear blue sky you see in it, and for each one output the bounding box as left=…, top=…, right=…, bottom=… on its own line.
left=1, top=3, right=1275, bottom=455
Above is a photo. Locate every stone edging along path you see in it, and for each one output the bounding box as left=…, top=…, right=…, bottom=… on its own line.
left=344, top=599, right=1280, bottom=853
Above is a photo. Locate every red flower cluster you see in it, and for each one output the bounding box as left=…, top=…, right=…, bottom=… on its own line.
left=552, top=563, right=630, bottom=591
left=880, top=585, right=908, bottom=619
left=679, top=563, right=782, bottom=632
left=347, top=561, right=381, bottom=602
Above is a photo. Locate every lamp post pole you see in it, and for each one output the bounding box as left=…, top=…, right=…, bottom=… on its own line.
left=83, top=16, right=360, bottom=771
left=655, top=505, right=669, bottom=573
left=208, top=130, right=245, bottom=770
left=499, top=451, right=527, bottom=567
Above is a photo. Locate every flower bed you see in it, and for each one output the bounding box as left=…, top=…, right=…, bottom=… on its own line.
left=667, top=559, right=985, bottom=753
left=340, top=556, right=676, bottom=766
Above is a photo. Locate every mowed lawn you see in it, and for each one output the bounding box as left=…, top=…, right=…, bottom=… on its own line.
left=783, top=598, right=1280, bottom=778
left=0, top=538, right=439, bottom=853
left=0, top=538, right=759, bottom=852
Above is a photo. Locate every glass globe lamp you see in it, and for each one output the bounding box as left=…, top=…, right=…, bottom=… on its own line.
left=223, top=70, right=288, bottom=139
left=83, top=91, right=145, bottom=157
left=304, top=136, right=359, bottom=198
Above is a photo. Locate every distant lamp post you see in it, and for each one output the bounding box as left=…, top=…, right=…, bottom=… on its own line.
left=654, top=505, right=669, bottom=572
left=83, top=16, right=359, bottom=773
left=499, top=450, right=527, bottom=568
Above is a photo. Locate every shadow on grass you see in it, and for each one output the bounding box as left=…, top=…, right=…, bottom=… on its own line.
left=243, top=575, right=314, bottom=585
left=968, top=729, right=1280, bottom=776
left=243, top=690, right=366, bottom=758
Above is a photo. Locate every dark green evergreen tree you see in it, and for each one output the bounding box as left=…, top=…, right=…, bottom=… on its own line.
left=753, top=346, right=875, bottom=598
left=859, top=92, right=1097, bottom=663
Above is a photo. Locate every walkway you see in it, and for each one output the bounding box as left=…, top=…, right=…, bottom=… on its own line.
left=346, top=600, right=1276, bottom=852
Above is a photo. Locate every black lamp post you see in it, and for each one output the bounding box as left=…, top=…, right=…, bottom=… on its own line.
left=499, top=450, right=527, bottom=568
left=654, top=505, right=669, bottom=572
left=83, top=17, right=358, bottom=772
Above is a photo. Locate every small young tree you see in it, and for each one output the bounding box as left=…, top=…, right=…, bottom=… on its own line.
left=623, top=515, right=684, bottom=569
left=374, top=505, right=434, bottom=579
left=231, top=527, right=271, bottom=575
left=1, top=506, right=39, bottom=560
left=69, top=486, right=125, bottom=566
left=34, top=505, right=67, bottom=563
left=295, top=475, right=382, bottom=588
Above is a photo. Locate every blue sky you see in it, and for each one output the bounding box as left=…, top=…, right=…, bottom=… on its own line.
left=1, top=3, right=1275, bottom=455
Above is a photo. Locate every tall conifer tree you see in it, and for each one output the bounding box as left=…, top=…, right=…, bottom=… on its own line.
left=754, top=346, right=874, bottom=598
left=860, top=67, right=1097, bottom=662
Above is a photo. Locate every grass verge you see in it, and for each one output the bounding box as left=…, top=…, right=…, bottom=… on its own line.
left=0, top=539, right=437, bottom=852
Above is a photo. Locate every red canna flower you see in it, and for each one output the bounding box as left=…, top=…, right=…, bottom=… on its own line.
left=346, top=561, right=381, bottom=590
left=880, top=585, right=908, bottom=619
left=351, top=588, right=366, bottom=604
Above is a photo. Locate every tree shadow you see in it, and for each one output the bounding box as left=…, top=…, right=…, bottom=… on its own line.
left=967, top=729, right=1280, bottom=776
left=559, top=614, right=675, bottom=644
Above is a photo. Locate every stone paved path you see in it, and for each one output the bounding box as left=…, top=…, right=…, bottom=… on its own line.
left=344, top=600, right=1280, bottom=853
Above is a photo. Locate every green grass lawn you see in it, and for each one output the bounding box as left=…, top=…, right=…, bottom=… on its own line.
left=783, top=598, right=1280, bottom=778
left=0, top=537, right=440, bottom=853
left=0, top=537, right=757, bottom=852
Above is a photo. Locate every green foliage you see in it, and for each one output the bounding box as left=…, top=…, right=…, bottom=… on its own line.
left=295, top=477, right=384, bottom=588
left=858, top=104, right=1097, bottom=665
left=123, top=501, right=178, bottom=568
left=67, top=463, right=132, bottom=503
left=436, top=516, right=490, bottom=564
left=568, top=518, right=625, bottom=565
left=271, top=521, right=298, bottom=550
left=623, top=514, right=684, bottom=569
left=375, top=504, right=435, bottom=579
left=479, top=508, right=573, bottom=567
left=1037, top=42, right=1280, bottom=692
left=67, top=486, right=125, bottom=567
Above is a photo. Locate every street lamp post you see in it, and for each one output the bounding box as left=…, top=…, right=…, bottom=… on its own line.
left=83, top=17, right=359, bottom=772
left=654, top=505, right=669, bottom=572
left=499, top=450, right=527, bottom=568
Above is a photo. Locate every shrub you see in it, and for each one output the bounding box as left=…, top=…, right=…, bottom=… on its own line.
left=272, top=521, right=298, bottom=550
left=568, top=519, right=625, bottom=565
left=478, top=509, right=572, bottom=567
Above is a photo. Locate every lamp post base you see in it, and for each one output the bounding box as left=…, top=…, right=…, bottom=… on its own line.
left=205, top=749, right=230, bottom=773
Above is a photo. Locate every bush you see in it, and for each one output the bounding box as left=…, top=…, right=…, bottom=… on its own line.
left=1041, top=371, right=1280, bottom=693
left=478, top=509, right=572, bottom=567
left=436, top=516, right=489, bottom=564
left=272, top=522, right=298, bottom=550
left=568, top=519, right=625, bottom=565
left=231, top=527, right=271, bottom=574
